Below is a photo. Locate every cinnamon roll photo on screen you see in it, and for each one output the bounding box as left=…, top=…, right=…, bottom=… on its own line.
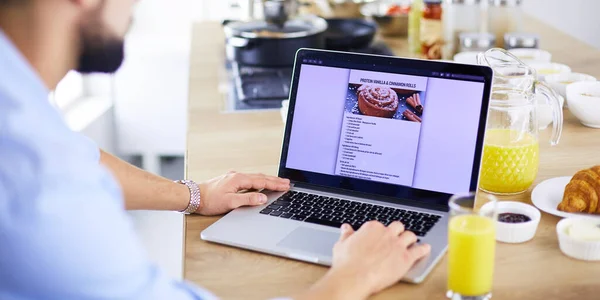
left=346, top=84, right=425, bottom=123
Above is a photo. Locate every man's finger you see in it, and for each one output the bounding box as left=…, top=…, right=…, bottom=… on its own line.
left=234, top=175, right=268, bottom=191
left=248, top=174, right=291, bottom=188
left=228, top=192, right=268, bottom=209
left=407, top=243, right=431, bottom=262
left=268, top=178, right=291, bottom=191
left=246, top=173, right=289, bottom=183
left=387, top=221, right=405, bottom=236
left=359, top=220, right=385, bottom=233
left=397, top=230, right=418, bottom=248
left=235, top=175, right=290, bottom=192
left=244, top=178, right=288, bottom=192
left=338, top=224, right=355, bottom=242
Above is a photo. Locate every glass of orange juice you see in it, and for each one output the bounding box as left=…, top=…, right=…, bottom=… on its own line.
left=447, top=192, right=497, bottom=300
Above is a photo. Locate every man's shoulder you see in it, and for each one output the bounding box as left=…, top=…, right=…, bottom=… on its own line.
left=0, top=87, right=106, bottom=201
left=0, top=83, right=67, bottom=129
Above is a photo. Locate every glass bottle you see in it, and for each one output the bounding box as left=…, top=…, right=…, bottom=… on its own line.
left=409, top=0, right=424, bottom=55
left=458, top=32, right=495, bottom=53
left=487, top=0, right=523, bottom=47
left=443, top=0, right=484, bottom=57
left=420, top=0, right=444, bottom=60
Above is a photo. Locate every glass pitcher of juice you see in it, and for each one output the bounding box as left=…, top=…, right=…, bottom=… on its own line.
left=447, top=192, right=497, bottom=300
left=477, top=48, right=563, bottom=195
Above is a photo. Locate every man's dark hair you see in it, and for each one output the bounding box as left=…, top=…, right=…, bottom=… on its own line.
left=0, top=0, right=24, bottom=6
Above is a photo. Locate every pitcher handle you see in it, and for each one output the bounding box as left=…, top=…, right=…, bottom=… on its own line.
left=536, top=81, right=563, bottom=146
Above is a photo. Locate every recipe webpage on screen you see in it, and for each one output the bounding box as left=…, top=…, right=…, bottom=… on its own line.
left=335, top=70, right=428, bottom=186
left=285, top=64, right=485, bottom=195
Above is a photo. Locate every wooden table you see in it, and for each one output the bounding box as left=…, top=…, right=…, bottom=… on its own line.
left=184, top=16, right=600, bottom=299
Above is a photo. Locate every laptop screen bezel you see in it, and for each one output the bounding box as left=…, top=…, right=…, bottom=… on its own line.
left=277, top=49, right=494, bottom=212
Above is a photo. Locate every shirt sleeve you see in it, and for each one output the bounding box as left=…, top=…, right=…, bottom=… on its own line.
left=0, top=131, right=217, bottom=300
left=78, top=132, right=102, bottom=162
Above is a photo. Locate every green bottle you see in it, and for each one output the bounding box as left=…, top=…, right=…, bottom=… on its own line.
left=409, top=0, right=424, bottom=55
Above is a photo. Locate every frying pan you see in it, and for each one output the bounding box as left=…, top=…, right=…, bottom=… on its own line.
left=324, top=18, right=377, bottom=51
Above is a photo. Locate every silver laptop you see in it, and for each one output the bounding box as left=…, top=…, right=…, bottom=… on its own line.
left=202, top=49, right=493, bottom=283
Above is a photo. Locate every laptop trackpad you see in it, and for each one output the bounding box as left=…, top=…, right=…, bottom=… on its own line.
left=277, top=227, right=339, bottom=256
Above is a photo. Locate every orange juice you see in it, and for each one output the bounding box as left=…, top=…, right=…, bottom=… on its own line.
left=479, top=129, right=539, bottom=194
left=448, top=215, right=496, bottom=296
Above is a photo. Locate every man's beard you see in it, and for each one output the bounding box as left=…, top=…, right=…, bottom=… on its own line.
left=76, top=1, right=127, bottom=74
left=76, top=35, right=124, bottom=74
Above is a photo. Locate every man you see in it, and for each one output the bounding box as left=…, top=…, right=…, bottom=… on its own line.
left=0, top=0, right=431, bottom=299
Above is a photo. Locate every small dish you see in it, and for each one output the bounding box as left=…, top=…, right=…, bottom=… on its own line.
left=531, top=176, right=600, bottom=219
left=481, top=201, right=541, bottom=243
left=453, top=51, right=480, bottom=65
left=528, top=62, right=571, bottom=81
left=556, top=217, right=600, bottom=261
left=566, top=81, right=600, bottom=128
left=509, top=48, right=552, bottom=63
left=545, top=72, right=597, bottom=99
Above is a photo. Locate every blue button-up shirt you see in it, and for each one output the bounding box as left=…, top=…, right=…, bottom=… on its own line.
left=0, top=31, right=217, bottom=300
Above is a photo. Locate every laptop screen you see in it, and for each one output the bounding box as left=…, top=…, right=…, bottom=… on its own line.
left=279, top=50, right=493, bottom=210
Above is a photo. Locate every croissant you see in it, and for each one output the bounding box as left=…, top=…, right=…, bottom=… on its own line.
left=557, top=166, right=600, bottom=214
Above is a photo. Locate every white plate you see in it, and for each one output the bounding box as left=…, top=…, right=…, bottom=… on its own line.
left=531, top=176, right=600, bottom=219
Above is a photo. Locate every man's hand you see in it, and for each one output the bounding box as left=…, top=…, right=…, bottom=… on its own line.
left=196, top=171, right=290, bottom=216
left=330, top=221, right=431, bottom=296
left=297, top=221, right=431, bottom=300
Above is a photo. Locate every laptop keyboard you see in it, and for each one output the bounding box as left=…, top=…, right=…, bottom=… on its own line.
left=259, top=191, right=442, bottom=237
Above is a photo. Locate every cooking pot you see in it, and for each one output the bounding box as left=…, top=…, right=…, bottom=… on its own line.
left=224, top=16, right=328, bottom=67
left=323, top=18, right=376, bottom=51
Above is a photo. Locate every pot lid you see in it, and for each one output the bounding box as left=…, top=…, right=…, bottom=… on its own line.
left=224, top=16, right=328, bottom=39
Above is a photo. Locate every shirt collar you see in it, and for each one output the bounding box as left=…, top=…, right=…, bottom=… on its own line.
left=0, top=29, right=50, bottom=99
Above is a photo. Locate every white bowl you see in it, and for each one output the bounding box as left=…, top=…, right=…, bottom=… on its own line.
left=536, top=94, right=565, bottom=130
left=545, top=72, right=597, bottom=99
left=481, top=201, right=541, bottom=244
left=528, top=62, right=571, bottom=81
left=566, top=81, right=600, bottom=128
left=453, top=51, right=480, bottom=65
left=557, top=218, right=600, bottom=261
left=509, top=48, right=552, bottom=63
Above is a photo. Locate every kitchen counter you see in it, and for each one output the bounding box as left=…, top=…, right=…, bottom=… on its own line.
left=184, top=17, right=600, bottom=300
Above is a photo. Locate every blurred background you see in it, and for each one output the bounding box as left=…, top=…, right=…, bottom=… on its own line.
left=49, top=0, right=599, bottom=282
